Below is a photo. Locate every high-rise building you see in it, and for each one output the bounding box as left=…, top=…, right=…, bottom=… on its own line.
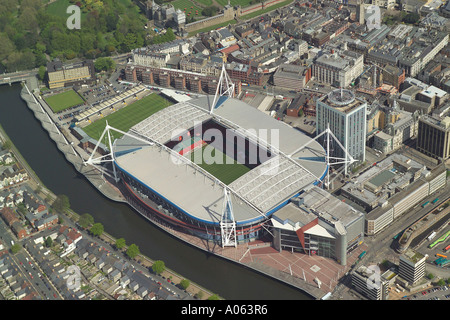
left=399, top=249, right=426, bottom=285
left=356, top=0, right=365, bottom=25
left=316, top=89, right=367, bottom=173
left=417, top=115, right=450, bottom=161
left=351, top=265, right=389, bottom=300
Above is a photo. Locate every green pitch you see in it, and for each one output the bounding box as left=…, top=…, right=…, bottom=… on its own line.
left=171, top=0, right=203, bottom=15
left=82, top=93, right=172, bottom=142
left=45, top=90, right=85, bottom=113
left=190, top=145, right=250, bottom=185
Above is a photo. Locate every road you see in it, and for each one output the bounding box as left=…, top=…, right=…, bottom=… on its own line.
left=331, top=177, right=450, bottom=299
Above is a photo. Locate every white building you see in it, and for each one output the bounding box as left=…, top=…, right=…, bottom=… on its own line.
left=312, top=50, right=364, bottom=88
left=316, top=89, right=367, bottom=173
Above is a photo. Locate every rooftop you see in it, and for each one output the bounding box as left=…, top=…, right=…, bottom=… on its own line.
left=113, top=95, right=328, bottom=224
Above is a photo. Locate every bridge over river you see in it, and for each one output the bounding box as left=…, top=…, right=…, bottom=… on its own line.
left=0, top=70, right=39, bottom=88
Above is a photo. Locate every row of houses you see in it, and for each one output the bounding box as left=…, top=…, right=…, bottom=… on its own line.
left=0, top=254, right=39, bottom=300
left=28, top=222, right=184, bottom=300
left=73, top=238, right=181, bottom=300
left=0, top=186, right=58, bottom=240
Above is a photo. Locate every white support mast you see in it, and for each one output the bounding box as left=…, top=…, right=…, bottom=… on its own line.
left=210, top=63, right=235, bottom=115
left=289, top=123, right=356, bottom=189
left=220, top=187, right=237, bottom=248
left=84, top=122, right=155, bottom=182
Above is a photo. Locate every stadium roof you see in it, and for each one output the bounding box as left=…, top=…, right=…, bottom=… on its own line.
left=113, top=95, right=328, bottom=225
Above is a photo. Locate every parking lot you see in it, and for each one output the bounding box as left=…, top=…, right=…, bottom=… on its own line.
left=403, top=285, right=450, bottom=300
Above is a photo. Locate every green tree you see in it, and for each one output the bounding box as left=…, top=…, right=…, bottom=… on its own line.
left=207, top=294, right=220, bottom=300
left=38, top=65, right=46, bottom=81
left=2, top=140, right=12, bottom=150
left=45, top=236, right=53, bottom=248
left=126, top=243, right=140, bottom=259
left=402, top=12, right=420, bottom=25
left=94, top=57, right=116, bottom=72
left=151, top=260, right=165, bottom=275
left=195, top=291, right=204, bottom=300
left=180, top=279, right=190, bottom=290
left=90, top=223, right=104, bottom=237
left=53, top=194, right=70, bottom=213
left=78, top=213, right=95, bottom=228
left=437, top=279, right=446, bottom=286
left=202, top=5, right=219, bottom=17
left=115, top=238, right=126, bottom=250
left=10, top=243, right=22, bottom=254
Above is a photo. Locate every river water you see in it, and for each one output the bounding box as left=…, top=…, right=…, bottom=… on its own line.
left=0, top=83, right=311, bottom=300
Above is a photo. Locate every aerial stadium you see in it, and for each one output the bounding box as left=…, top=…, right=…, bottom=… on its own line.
left=85, top=69, right=329, bottom=247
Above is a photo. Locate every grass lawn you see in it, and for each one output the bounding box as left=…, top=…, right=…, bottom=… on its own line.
left=82, top=93, right=172, bottom=142
left=190, top=145, right=250, bottom=185
left=45, top=90, right=85, bottom=113
left=239, top=0, right=293, bottom=19
left=195, top=0, right=213, bottom=5
left=172, top=0, right=203, bottom=15
left=46, top=0, right=87, bottom=20
left=188, top=19, right=237, bottom=36
left=215, top=0, right=255, bottom=7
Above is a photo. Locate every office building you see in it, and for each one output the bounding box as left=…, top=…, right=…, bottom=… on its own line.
left=271, top=186, right=365, bottom=266
left=351, top=265, right=389, bottom=300
left=417, top=115, right=450, bottom=161
left=312, top=50, right=364, bottom=88
left=399, top=249, right=426, bottom=285
left=273, top=64, right=311, bottom=91
left=316, top=89, right=367, bottom=173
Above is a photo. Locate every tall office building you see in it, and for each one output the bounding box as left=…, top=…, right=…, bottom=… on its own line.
left=316, top=89, right=367, bottom=173
left=356, top=0, right=365, bottom=25
left=399, top=249, right=426, bottom=285
left=417, top=115, right=450, bottom=161
left=351, top=265, right=389, bottom=300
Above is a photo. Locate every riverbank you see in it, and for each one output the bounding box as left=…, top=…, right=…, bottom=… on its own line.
left=16, top=83, right=218, bottom=300
left=20, top=83, right=323, bottom=300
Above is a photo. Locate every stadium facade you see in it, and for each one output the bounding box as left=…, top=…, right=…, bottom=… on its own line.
left=97, top=94, right=329, bottom=245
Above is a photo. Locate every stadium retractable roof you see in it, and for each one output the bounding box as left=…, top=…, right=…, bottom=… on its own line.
left=112, top=95, right=328, bottom=224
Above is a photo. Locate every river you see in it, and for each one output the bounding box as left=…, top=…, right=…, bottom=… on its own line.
left=0, top=83, right=311, bottom=300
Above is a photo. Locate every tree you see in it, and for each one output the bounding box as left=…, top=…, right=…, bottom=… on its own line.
left=126, top=243, right=140, bottom=259
left=10, top=243, right=22, bottom=254
left=78, top=213, right=94, bottom=228
left=202, top=5, right=219, bottom=17
left=151, top=260, right=165, bottom=275
left=180, top=279, right=190, bottom=290
left=195, top=291, right=204, bottom=300
left=402, top=12, right=420, bottom=25
left=1, top=140, right=12, bottom=150
left=437, top=279, right=446, bottom=286
left=53, top=194, right=70, bottom=213
left=90, top=223, right=104, bottom=237
left=115, top=238, right=126, bottom=250
left=38, top=65, right=46, bottom=81
left=45, top=236, right=53, bottom=248
left=207, top=294, right=220, bottom=300
left=94, top=57, right=116, bottom=72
